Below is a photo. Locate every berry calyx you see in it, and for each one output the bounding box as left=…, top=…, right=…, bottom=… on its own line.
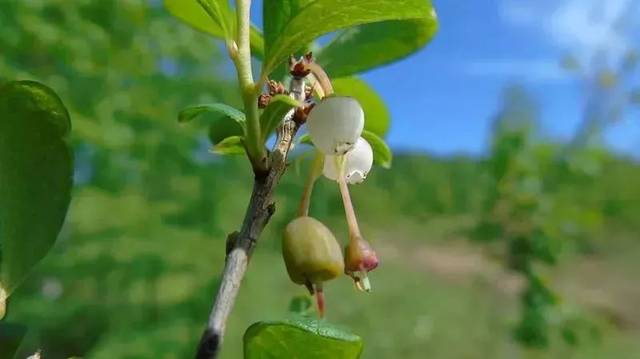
left=344, top=238, right=379, bottom=292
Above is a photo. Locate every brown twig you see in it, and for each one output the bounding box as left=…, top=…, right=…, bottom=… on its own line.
left=195, top=53, right=314, bottom=359
left=195, top=119, right=298, bottom=359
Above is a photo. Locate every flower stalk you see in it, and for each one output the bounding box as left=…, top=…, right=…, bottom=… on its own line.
left=335, top=156, right=363, bottom=240
left=336, top=156, right=378, bottom=292
left=297, top=152, right=324, bottom=217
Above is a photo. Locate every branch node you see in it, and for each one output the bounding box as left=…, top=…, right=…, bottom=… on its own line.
left=225, top=231, right=240, bottom=256
left=266, top=202, right=276, bottom=218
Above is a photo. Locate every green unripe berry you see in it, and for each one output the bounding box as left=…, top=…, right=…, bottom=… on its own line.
left=282, top=216, right=344, bottom=286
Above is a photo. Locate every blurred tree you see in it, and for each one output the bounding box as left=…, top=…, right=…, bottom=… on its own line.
left=473, top=86, right=606, bottom=348
left=0, top=0, right=250, bottom=357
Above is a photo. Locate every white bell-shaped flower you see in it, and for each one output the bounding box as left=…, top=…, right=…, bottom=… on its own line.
left=323, top=137, right=373, bottom=184
left=306, top=96, right=364, bottom=155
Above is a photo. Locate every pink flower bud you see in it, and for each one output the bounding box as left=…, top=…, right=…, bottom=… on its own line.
left=344, top=238, right=379, bottom=292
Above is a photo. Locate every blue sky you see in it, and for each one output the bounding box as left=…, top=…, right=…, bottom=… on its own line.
left=248, top=0, right=640, bottom=157
left=360, top=0, right=640, bottom=157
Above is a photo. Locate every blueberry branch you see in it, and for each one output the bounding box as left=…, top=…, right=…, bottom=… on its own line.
left=195, top=47, right=309, bottom=359
left=195, top=118, right=299, bottom=359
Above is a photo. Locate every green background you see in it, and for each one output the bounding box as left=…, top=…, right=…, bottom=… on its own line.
left=1, top=1, right=639, bottom=358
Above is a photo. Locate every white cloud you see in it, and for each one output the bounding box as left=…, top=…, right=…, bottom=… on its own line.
left=500, top=0, right=541, bottom=27
left=463, top=59, right=569, bottom=83
left=462, top=2, right=640, bottom=83
left=501, top=0, right=640, bottom=60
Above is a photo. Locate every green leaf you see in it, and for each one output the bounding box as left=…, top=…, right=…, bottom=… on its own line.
left=260, top=95, right=299, bottom=141
left=178, top=104, right=246, bottom=145
left=210, top=136, right=246, bottom=155
left=0, top=81, right=73, bottom=299
left=317, top=14, right=438, bottom=77
left=262, top=0, right=438, bottom=77
left=288, top=295, right=313, bottom=316
left=178, top=103, right=246, bottom=127
left=165, top=0, right=231, bottom=38
left=362, top=130, right=392, bottom=168
left=244, top=319, right=363, bottom=359
left=0, top=322, right=27, bottom=359
left=332, top=77, right=390, bottom=136
left=164, top=0, right=265, bottom=58
left=297, top=133, right=313, bottom=146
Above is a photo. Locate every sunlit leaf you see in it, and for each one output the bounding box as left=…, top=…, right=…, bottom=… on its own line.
left=262, top=0, right=439, bottom=77
left=244, top=319, right=363, bottom=359
left=210, top=135, right=246, bottom=155
left=297, top=133, right=313, bottom=146
left=333, top=77, right=390, bottom=136
left=260, top=95, right=299, bottom=141
left=164, top=0, right=265, bottom=58
left=362, top=130, right=392, bottom=168
left=0, top=81, right=73, bottom=300
left=178, top=104, right=246, bottom=145
left=165, top=0, right=230, bottom=37
left=178, top=103, right=245, bottom=126
left=317, top=15, right=438, bottom=77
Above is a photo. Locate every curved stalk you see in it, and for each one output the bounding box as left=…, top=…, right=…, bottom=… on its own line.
left=295, top=63, right=333, bottom=218
left=335, top=156, right=362, bottom=241
left=297, top=152, right=324, bottom=217
left=308, top=63, right=334, bottom=96
left=315, top=282, right=325, bottom=318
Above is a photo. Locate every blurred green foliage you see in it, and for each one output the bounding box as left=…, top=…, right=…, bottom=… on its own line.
left=0, top=0, right=248, bottom=357
left=0, top=1, right=639, bottom=358
left=473, top=83, right=640, bottom=348
left=475, top=96, right=562, bottom=346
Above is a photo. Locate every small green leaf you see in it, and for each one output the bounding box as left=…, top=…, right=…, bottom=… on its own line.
left=164, top=0, right=265, bottom=58
left=207, top=121, right=243, bottom=146
left=362, top=130, right=392, bottom=168
left=332, top=77, right=390, bottom=136
left=317, top=15, right=438, bottom=77
left=297, top=133, right=313, bottom=146
left=260, top=95, right=299, bottom=141
left=262, top=0, right=438, bottom=77
left=165, top=0, right=231, bottom=38
left=244, top=319, right=363, bottom=359
left=210, top=136, right=246, bottom=155
left=178, top=104, right=246, bottom=127
left=178, top=104, right=246, bottom=145
left=0, top=322, right=27, bottom=359
left=288, top=295, right=313, bottom=316
left=0, top=81, right=73, bottom=298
